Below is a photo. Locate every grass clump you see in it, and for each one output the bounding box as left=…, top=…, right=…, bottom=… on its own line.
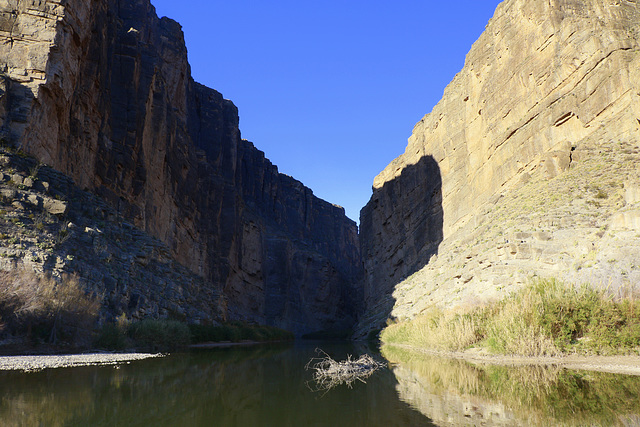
left=595, top=189, right=609, bottom=199
left=381, top=278, right=640, bottom=356
left=381, top=308, right=482, bottom=352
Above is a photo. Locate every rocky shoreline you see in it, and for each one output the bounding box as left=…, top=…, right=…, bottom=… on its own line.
left=0, top=352, right=162, bottom=372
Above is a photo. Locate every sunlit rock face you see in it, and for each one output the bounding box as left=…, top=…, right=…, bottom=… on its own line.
left=0, top=0, right=362, bottom=334
left=359, top=0, right=640, bottom=330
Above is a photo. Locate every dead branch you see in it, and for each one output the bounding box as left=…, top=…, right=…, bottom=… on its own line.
left=305, top=348, right=386, bottom=393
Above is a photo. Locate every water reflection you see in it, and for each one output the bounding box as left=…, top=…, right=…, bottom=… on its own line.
left=0, top=343, right=432, bottom=427
left=382, top=345, right=640, bottom=426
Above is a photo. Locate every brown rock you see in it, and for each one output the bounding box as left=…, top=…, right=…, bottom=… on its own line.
left=0, top=188, right=16, bottom=199
left=10, top=173, right=23, bottom=185
left=42, top=197, right=67, bottom=215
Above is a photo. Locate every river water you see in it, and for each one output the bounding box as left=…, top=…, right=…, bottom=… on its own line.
left=1, top=342, right=640, bottom=426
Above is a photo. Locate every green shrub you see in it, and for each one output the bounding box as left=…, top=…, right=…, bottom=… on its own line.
left=595, top=189, right=608, bottom=199
left=127, top=319, right=191, bottom=352
left=95, top=318, right=194, bottom=352
left=94, top=323, right=128, bottom=351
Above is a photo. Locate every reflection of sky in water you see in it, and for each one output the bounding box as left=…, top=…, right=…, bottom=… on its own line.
left=0, top=343, right=433, bottom=427
left=383, top=345, right=640, bottom=427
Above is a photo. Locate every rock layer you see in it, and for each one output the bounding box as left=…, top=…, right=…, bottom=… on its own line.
left=360, top=0, right=640, bottom=328
left=0, top=0, right=361, bottom=334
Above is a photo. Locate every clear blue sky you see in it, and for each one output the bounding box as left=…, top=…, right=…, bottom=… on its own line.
left=150, top=1, right=502, bottom=223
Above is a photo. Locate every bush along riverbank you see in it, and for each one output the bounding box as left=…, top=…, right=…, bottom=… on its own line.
left=94, top=318, right=294, bottom=352
left=0, top=269, right=160, bottom=353
left=381, top=278, right=640, bottom=356
left=0, top=270, right=101, bottom=352
left=0, top=267, right=293, bottom=353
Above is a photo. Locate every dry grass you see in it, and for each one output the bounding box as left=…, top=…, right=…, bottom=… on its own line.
left=305, top=348, right=386, bottom=393
left=484, top=287, right=560, bottom=356
left=382, top=278, right=640, bottom=356
left=0, top=270, right=101, bottom=345
left=381, top=308, right=484, bottom=352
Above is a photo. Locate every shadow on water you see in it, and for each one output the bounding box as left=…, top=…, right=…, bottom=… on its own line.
left=382, top=345, right=640, bottom=427
left=359, top=154, right=443, bottom=329
left=0, top=342, right=434, bottom=427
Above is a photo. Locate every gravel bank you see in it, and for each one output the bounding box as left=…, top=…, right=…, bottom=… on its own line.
left=0, top=353, right=162, bottom=372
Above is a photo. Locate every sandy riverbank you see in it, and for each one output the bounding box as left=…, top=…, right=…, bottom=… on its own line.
left=386, top=344, right=640, bottom=376
left=0, top=352, right=162, bottom=372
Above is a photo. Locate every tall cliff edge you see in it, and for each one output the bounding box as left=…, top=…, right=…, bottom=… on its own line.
left=359, top=0, right=640, bottom=331
left=0, top=0, right=361, bottom=334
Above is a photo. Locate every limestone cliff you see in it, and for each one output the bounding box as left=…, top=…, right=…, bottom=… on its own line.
left=0, top=0, right=361, bottom=334
left=360, top=0, right=640, bottom=329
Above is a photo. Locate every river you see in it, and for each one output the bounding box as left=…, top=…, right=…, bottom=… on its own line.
left=1, top=342, right=639, bottom=426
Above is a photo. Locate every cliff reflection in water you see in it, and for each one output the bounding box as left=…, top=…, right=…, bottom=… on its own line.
left=382, top=345, right=640, bottom=426
left=0, top=343, right=431, bottom=426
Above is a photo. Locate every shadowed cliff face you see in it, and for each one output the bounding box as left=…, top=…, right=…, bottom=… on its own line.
left=360, top=155, right=443, bottom=317
left=0, top=0, right=361, bottom=334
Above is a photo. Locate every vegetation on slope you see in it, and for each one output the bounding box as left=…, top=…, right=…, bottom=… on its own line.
left=381, top=278, right=640, bottom=356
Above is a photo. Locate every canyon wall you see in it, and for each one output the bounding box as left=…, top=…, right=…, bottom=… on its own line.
left=360, top=0, right=640, bottom=329
left=0, top=0, right=361, bottom=334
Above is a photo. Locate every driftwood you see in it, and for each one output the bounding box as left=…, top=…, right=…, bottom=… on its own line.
left=305, top=348, right=386, bottom=393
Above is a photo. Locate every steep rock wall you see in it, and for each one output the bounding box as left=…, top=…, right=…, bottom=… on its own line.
left=0, top=0, right=361, bottom=334
left=360, top=0, right=640, bottom=325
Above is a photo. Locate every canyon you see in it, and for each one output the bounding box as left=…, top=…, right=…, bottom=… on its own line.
left=1, top=0, right=639, bottom=339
